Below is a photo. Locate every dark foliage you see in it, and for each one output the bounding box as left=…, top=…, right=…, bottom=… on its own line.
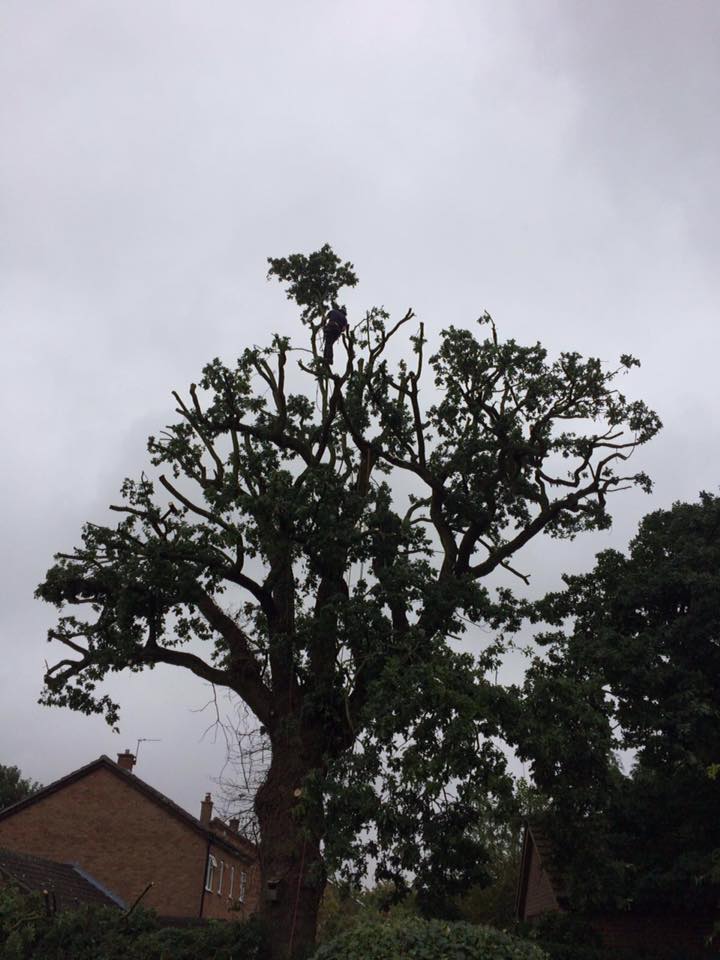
left=0, top=887, right=267, bottom=960
left=516, top=911, right=707, bottom=960
left=517, top=493, right=720, bottom=912
left=0, top=764, right=41, bottom=812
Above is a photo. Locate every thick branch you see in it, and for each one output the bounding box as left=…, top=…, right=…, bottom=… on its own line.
left=158, top=475, right=233, bottom=533
left=466, top=488, right=588, bottom=579
left=140, top=643, right=234, bottom=696
left=193, top=591, right=273, bottom=724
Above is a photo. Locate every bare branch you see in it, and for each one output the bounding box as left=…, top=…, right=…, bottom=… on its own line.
left=173, top=386, right=225, bottom=482
left=47, top=630, right=89, bottom=657
left=158, top=474, right=233, bottom=533
left=193, top=590, right=273, bottom=724
left=369, top=309, right=415, bottom=363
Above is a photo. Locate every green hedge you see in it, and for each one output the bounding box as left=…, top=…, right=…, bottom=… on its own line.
left=0, top=887, right=266, bottom=960
left=312, top=916, right=548, bottom=960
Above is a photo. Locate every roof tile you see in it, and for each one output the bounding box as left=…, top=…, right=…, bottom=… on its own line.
left=0, top=847, right=123, bottom=911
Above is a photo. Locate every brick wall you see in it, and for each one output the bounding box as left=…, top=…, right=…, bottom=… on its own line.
left=0, top=767, right=257, bottom=919
left=199, top=840, right=261, bottom=920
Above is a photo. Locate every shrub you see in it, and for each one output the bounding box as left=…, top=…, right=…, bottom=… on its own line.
left=0, top=887, right=267, bottom=960
left=514, top=913, right=604, bottom=959
left=312, top=916, right=548, bottom=960
left=514, top=914, right=705, bottom=960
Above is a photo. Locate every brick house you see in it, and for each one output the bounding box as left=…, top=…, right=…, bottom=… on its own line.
left=516, top=823, right=717, bottom=956
left=0, top=752, right=259, bottom=921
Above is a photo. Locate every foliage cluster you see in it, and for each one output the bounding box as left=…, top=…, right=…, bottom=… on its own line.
left=0, top=765, right=41, bottom=812
left=517, top=493, right=720, bottom=913
left=317, top=775, right=539, bottom=940
left=312, top=915, right=548, bottom=960
left=0, top=887, right=266, bottom=960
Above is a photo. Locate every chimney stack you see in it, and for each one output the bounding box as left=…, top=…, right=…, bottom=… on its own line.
left=200, top=792, right=213, bottom=827
left=117, top=750, right=136, bottom=772
left=229, top=817, right=239, bottom=833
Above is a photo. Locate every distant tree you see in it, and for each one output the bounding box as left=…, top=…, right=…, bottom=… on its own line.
left=457, top=778, right=547, bottom=929
left=518, top=493, right=720, bottom=912
left=36, top=245, right=659, bottom=960
left=0, top=764, right=41, bottom=811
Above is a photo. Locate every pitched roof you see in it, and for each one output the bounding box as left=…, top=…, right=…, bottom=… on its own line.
left=0, top=756, right=256, bottom=863
left=516, top=821, right=569, bottom=919
left=0, top=847, right=123, bottom=911
left=529, top=825, right=568, bottom=901
left=209, top=817, right=257, bottom=859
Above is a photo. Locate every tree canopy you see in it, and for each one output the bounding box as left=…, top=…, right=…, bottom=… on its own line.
left=36, top=245, right=659, bottom=958
left=0, top=764, right=41, bottom=812
left=518, top=493, right=720, bottom=912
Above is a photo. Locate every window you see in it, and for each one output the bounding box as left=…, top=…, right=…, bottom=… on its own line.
left=239, top=870, right=247, bottom=903
left=205, top=855, right=217, bottom=892
left=229, top=866, right=235, bottom=899
left=217, top=859, right=225, bottom=894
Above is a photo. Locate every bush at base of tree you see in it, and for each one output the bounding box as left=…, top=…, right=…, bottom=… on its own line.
left=312, top=916, right=548, bottom=960
left=514, top=914, right=605, bottom=960
left=0, top=887, right=268, bottom=960
left=514, top=914, right=708, bottom=960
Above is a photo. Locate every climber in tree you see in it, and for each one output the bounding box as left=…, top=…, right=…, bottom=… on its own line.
left=322, top=304, right=348, bottom=365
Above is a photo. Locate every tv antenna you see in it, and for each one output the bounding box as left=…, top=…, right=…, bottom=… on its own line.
left=135, top=738, right=161, bottom=761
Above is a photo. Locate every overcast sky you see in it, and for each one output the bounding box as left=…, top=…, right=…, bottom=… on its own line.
left=2, top=0, right=719, bottom=818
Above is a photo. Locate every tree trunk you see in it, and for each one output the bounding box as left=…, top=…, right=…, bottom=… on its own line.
left=255, top=740, right=326, bottom=960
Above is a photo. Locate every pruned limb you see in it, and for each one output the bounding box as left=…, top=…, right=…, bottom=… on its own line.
left=174, top=386, right=225, bottom=482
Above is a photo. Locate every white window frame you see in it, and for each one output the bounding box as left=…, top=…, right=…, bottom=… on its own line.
left=238, top=870, right=247, bottom=903
left=229, top=866, right=235, bottom=899
left=217, top=859, right=225, bottom=894
left=205, top=855, right=217, bottom=892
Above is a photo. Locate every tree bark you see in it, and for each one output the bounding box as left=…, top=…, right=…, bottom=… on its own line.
left=255, top=738, right=326, bottom=960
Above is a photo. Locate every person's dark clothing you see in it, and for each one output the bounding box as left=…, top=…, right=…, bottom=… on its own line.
left=323, top=309, right=348, bottom=365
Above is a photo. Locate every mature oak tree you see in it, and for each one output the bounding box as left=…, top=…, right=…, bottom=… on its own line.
left=518, top=494, right=720, bottom=912
left=37, top=246, right=659, bottom=959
